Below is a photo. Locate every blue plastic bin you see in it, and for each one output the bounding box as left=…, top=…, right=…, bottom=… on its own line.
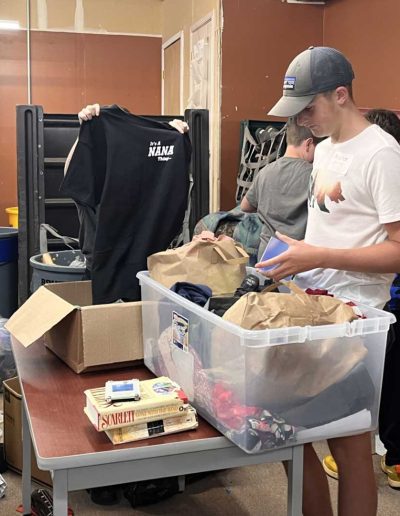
left=0, top=227, right=18, bottom=317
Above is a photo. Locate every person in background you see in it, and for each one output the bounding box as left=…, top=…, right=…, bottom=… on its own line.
left=240, top=117, right=321, bottom=260
left=63, top=104, right=189, bottom=506
left=322, top=108, right=400, bottom=489
left=64, top=104, right=188, bottom=279
left=258, top=47, right=400, bottom=516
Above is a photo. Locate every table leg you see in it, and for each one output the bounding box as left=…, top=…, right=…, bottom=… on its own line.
left=22, top=399, right=31, bottom=515
left=178, top=474, right=185, bottom=492
left=287, top=445, right=304, bottom=516
left=52, top=470, right=68, bottom=516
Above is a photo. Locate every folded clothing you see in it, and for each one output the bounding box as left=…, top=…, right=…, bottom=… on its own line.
left=170, top=282, right=212, bottom=307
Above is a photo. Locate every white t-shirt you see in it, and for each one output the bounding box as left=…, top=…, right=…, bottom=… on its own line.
left=295, top=124, right=400, bottom=309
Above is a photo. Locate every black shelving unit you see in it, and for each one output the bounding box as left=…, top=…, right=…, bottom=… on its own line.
left=16, top=105, right=209, bottom=304
left=236, top=119, right=287, bottom=203
left=185, top=109, right=209, bottom=235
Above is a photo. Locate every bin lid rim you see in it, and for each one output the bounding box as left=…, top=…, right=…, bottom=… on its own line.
left=0, top=227, right=18, bottom=238
left=30, top=250, right=85, bottom=272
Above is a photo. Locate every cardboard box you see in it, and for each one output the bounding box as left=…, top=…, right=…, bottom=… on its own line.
left=3, top=376, right=52, bottom=486
left=5, top=281, right=143, bottom=373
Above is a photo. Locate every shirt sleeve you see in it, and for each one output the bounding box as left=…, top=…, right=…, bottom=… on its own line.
left=366, top=146, right=400, bottom=224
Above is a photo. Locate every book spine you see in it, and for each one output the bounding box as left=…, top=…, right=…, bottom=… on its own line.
left=106, top=412, right=198, bottom=444
left=96, top=404, right=188, bottom=431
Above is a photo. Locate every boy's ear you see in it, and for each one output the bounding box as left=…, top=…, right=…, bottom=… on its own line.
left=305, top=137, right=313, bottom=150
left=336, top=86, right=349, bottom=105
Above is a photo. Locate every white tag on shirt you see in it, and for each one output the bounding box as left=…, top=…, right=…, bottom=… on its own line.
left=327, top=152, right=353, bottom=177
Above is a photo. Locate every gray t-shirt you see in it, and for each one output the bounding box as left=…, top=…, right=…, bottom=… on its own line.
left=246, top=156, right=312, bottom=260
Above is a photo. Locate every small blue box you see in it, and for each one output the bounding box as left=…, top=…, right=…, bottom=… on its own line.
left=259, top=236, right=289, bottom=271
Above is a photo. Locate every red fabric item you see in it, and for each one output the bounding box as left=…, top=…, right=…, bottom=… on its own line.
left=305, top=288, right=333, bottom=297
left=213, top=383, right=259, bottom=430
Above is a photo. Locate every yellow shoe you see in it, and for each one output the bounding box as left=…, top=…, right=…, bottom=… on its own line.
left=322, top=455, right=339, bottom=480
left=381, top=455, right=400, bottom=488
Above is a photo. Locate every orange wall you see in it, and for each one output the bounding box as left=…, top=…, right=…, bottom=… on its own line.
left=220, top=0, right=323, bottom=209
left=0, top=31, right=161, bottom=226
left=0, top=31, right=27, bottom=227
left=220, top=0, right=400, bottom=210
left=323, top=0, right=400, bottom=111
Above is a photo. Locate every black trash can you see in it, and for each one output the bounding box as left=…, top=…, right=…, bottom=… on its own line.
left=0, top=228, right=18, bottom=317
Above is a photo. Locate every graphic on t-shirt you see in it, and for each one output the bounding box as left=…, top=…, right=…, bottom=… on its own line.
left=147, top=141, right=175, bottom=162
left=308, top=167, right=345, bottom=213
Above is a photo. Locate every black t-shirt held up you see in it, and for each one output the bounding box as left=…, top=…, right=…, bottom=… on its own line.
left=61, top=105, right=192, bottom=304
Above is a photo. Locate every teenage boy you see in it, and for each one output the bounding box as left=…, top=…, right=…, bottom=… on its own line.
left=240, top=117, right=319, bottom=260
left=323, top=108, right=400, bottom=489
left=257, top=46, right=400, bottom=516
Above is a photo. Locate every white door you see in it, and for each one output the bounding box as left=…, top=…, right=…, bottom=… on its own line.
left=162, top=33, right=183, bottom=115
left=189, top=18, right=212, bottom=110
left=190, top=14, right=219, bottom=211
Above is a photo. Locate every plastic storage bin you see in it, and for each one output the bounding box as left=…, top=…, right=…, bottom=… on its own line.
left=0, top=318, right=16, bottom=391
left=137, top=271, right=394, bottom=454
left=0, top=227, right=18, bottom=318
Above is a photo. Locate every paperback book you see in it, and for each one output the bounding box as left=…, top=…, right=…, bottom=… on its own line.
left=84, top=376, right=189, bottom=431
left=105, top=406, right=198, bottom=444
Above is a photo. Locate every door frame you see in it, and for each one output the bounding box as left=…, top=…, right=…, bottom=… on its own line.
left=190, top=11, right=220, bottom=211
left=189, top=12, right=215, bottom=113
left=161, top=31, right=184, bottom=115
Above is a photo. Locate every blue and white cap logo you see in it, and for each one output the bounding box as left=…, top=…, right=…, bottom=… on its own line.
left=283, top=76, right=296, bottom=90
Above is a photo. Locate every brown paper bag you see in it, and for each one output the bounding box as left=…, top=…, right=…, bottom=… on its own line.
left=147, top=238, right=249, bottom=295
left=222, top=281, right=358, bottom=329
left=209, top=282, right=367, bottom=407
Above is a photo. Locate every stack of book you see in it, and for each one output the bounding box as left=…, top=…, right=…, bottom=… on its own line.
left=84, top=376, right=198, bottom=444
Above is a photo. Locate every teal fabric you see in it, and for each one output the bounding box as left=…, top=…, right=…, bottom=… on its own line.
left=194, top=207, right=262, bottom=265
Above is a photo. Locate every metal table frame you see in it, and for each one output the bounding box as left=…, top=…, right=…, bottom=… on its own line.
left=13, top=339, right=303, bottom=515
left=22, top=405, right=304, bottom=515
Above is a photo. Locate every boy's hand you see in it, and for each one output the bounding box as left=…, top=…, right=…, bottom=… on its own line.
left=255, top=232, right=326, bottom=281
left=78, top=104, right=100, bottom=124
left=169, top=119, right=189, bottom=134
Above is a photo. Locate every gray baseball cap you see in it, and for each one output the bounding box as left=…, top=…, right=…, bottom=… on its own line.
left=268, top=46, right=355, bottom=117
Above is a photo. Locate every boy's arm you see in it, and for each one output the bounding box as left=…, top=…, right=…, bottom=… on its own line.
left=64, top=139, right=78, bottom=175
left=256, top=221, right=400, bottom=281
left=64, top=104, right=100, bottom=175
left=240, top=196, right=257, bottom=213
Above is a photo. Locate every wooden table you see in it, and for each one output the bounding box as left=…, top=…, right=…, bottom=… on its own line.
left=12, top=337, right=304, bottom=515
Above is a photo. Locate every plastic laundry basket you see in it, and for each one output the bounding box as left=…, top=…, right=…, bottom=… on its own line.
left=30, top=250, right=86, bottom=293
left=0, top=227, right=18, bottom=318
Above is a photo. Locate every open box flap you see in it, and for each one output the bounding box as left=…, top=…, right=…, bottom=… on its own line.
left=5, top=285, right=77, bottom=347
